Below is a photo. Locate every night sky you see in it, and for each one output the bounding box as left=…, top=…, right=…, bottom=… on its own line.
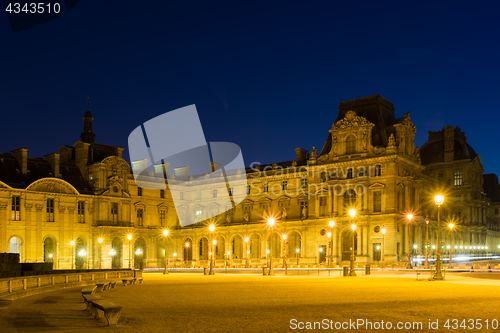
left=1, top=1, right=499, bottom=174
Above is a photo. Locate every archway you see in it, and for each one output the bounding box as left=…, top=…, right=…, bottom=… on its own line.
left=43, top=236, right=56, bottom=264
left=289, top=231, right=301, bottom=259
left=232, top=235, right=243, bottom=259
left=268, top=233, right=280, bottom=258
left=75, top=237, right=87, bottom=269
left=9, top=236, right=23, bottom=262
left=111, top=237, right=123, bottom=269
left=183, top=238, right=193, bottom=265
left=215, top=236, right=225, bottom=260
left=198, top=237, right=209, bottom=261
left=134, top=238, right=147, bottom=269
left=249, top=234, right=261, bottom=259
left=341, top=229, right=357, bottom=262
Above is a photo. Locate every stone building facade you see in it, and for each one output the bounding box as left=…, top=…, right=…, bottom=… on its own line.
left=1, top=95, right=499, bottom=269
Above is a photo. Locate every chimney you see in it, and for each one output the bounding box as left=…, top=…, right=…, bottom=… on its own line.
left=295, top=148, right=308, bottom=165
left=115, top=147, right=124, bottom=158
left=45, top=153, right=60, bottom=178
left=154, top=162, right=169, bottom=177
left=132, top=159, right=149, bottom=175
left=12, top=148, right=28, bottom=175
left=443, top=125, right=455, bottom=163
left=210, top=162, right=222, bottom=172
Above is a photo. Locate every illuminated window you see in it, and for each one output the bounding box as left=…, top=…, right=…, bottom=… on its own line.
left=454, top=170, right=463, bottom=186
left=11, top=196, right=20, bottom=221
left=78, top=201, right=85, bottom=223
left=46, top=199, right=54, bottom=222
left=159, top=209, right=166, bottom=226
left=302, top=178, right=307, bottom=188
left=195, top=210, right=203, bottom=222
left=111, top=203, right=118, bottom=223
left=346, top=135, right=356, bottom=155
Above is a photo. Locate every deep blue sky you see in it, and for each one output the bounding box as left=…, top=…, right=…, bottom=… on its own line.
left=1, top=1, right=499, bottom=174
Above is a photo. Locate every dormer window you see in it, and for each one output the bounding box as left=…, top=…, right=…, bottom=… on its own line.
left=454, top=170, right=463, bottom=186
left=346, top=135, right=356, bottom=155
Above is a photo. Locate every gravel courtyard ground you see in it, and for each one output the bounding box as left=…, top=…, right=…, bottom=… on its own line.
left=1, top=272, right=500, bottom=332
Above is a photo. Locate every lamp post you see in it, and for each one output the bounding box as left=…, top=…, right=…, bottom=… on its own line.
left=135, top=249, right=142, bottom=270
left=296, top=248, right=300, bottom=266
left=381, top=226, right=386, bottom=266
left=173, top=253, right=177, bottom=269
left=267, top=218, right=275, bottom=275
left=434, top=195, right=445, bottom=280
left=244, top=237, right=249, bottom=268
left=226, top=251, right=230, bottom=273
left=70, top=240, right=75, bottom=270
left=282, top=234, right=287, bottom=274
left=449, top=223, right=454, bottom=268
left=327, top=232, right=332, bottom=268
left=127, top=234, right=132, bottom=269
left=425, top=216, right=430, bottom=269
left=78, top=249, right=87, bottom=270
left=98, top=238, right=103, bottom=269
left=109, top=248, right=116, bottom=268
left=329, top=220, right=335, bottom=267
left=163, top=230, right=169, bottom=275
left=406, top=214, right=413, bottom=269
left=209, top=225, right=216, bottom=274
left=349, top=209, right=356, bottom=277
left=185, top=242, right=190, bottom=268
left=266, top=249, right=270, bottom=271
left=48, top=253, right=53, bottom=264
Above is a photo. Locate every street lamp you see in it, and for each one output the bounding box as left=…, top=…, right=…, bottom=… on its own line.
left=78, top=249, right=87, bottom=270
left=282, top=234, right=288, bottom=274
left=424, top=216, right=430, bottom=269
left=163, top=230, right=169, bottom=275
left=406, top=214, right=413, bottom=269
left=244, top=237, right=249, bottom=268
left=173, top=252, right=177, bottom=269
left=434, top=195, right=445, bottom=280
left=70, top=240, right=75, bottom=270
left=349, top=209, right=356, bottom=277
left=98, top=237, right=103, bottom=269
left=226, top=251, right=231, bottom=272
left=328, top=220, right=335, bottom=267
left=449, top=223, right=454, bottom=268
left=185, top=242, right=190, bottom=268
left=296, top=248, right=300, bottom=266
left=267, top=218, right=276, bottom=275
left=381, top=226, right=386, bottom=266
left=127, top=234, right=132, bottom=269
left=327, top=232, right=332, bottom=267
left=209, top=225, right=216, bottom=274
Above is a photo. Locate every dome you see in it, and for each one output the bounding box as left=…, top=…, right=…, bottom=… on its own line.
left=420, top=126, right=477, bottom=165
left=84, top=110, right=93, bottom=118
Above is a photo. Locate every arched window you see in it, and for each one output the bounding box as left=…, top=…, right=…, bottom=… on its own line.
left=344, top=189, right=357, bottom=212
left=346, top=135, right=356, bottom=155
left=9, top=236, right=22, bottom=262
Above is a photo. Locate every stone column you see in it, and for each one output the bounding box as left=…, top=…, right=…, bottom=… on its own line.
left=25, top=204, right=33, bottom=261
left=35, top=204, right=44, bottom=262
left=0, top=201, right=7, bottom=252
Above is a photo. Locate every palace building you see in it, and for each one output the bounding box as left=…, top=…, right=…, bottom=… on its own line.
left=1, top=95, right=499, bottom=269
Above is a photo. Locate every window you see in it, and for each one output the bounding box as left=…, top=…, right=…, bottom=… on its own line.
left=78, top=201, right=85, bottom=223
left=11, top=196, right=20, bottom=221
left=454, top=170, right=463, bottom=186
left=319, top=196, right=327, bottom=216
left=495, top=208, right=499, bottom=215
left=159, top=209, right=166, bottom=226
left=247, top=185, right=250, bottom=195
left=282, top=181, right=287, bottom=190
left=210, top=207, right=219, bottom=217
left=374, top=165, right=381, bottom=177
left=46, top=199, right=54, bottom=222
left=195, top=210, right=203, bottom=222
left=346, top=168, right=353, bottom=179
left=264, top=183, right=268, bottom=193
left=373, top=191, right=382, bottom=212
left=301, top=178, right=307, bottom=188
left=229, top=187, right=233, bottom=196
left=180, top=192, right=184, bottom=200
left=344, top=189, right=356, bottom=211
left=111, top=203, right=118, bottom=223
left=456, top=211, right=462, bottom=219
left=346, top=135, right=356, bottom=155
left=262, top=204, right=269, bottom=214
left=138, top=187, right=142, bottom=196
left=213, top=189, right=217, bottom=198
left=137, top=208, right=144, bottom=226
left=160, top=190, right=165, bottom=198
left=456, top=195, right=461, bottom=202
left=300, top=201, right=308, bottom=216
left=197, top=191, right=201, bottom=200
left=320, top=172, right=327, bottom=183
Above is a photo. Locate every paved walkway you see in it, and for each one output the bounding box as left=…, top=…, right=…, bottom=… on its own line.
left=2, top=273, right=500, bottom=332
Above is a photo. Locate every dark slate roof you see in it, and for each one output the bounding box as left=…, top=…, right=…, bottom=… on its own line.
left=483, top=173, right=500, bottom=203
left=420, top=126, right=478, bottom=165
left=0, top=153, right=92, bottom=194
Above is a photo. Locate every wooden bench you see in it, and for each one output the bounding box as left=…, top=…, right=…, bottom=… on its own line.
left=90, top=299, right=124, bottom=326
left=81, top=285, right=97, bottom=295
left=83, top=294, right=103, bottom=314
left=96, top=281, right=111, bottom=292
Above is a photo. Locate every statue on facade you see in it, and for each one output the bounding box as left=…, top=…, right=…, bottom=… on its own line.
left=301, top=206, right=308, bottom=219
left=362, top=129, right=368, bottom=151
left=388, top=133, right=396, bottom=148
left=243, top=211, right=250, bottom=222
left=226, top=211, right=232, bottom=223
left=282, top=207, right=288, bottom=219
left=311, top=146, right=318, bottom=158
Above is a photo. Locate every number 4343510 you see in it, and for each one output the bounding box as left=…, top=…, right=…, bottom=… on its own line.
left=444, top=319, right=499, bottom=330
left=5, top=2, right=61, bottom=14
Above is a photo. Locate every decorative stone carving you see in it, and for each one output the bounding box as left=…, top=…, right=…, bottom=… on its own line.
left=204, top=173, right=210, bottom=179
left=331, top=110, right=372, bottom=130
left=291, top=160, right=297, bottom=166
left=25, top=203, right=33, bottom=211
left=68, top=207, right=76, bottom=213
left=272, top=163, right=277, bottom=170
left=243, top=211, right=250, bottom=222
left=58, top=205, right=66, bottom=213
left=301, top=206, right=308, bottom=219
left=226, top=211, right=232, bottom=223
left=282, top=207, right=288, bottom=219
left=26, top=179, right=78, bottom=195
left=35, top=204, right=43, bottom=211
left=388, top=134, right=396, bottom=148
left=311, top=146, right=317, bottom=159
left=237, top=168, right=243, bottom=175
left=0, top=202, right=7, bottom=210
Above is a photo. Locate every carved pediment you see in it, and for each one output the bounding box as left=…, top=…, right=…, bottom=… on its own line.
left=331, top=111, right=372, bottom=130
left=26, top=178, right=79, bottom=195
